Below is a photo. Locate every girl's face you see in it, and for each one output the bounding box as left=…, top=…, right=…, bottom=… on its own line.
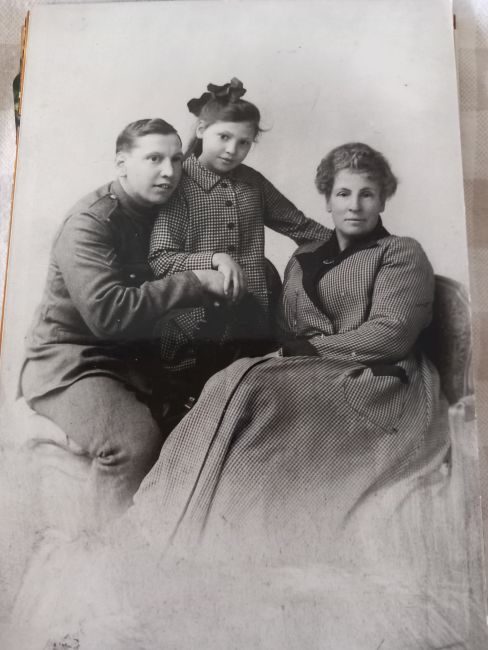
left=197, top=120, right=255, bottom=174
left=326, top=169, right=385, bottom=251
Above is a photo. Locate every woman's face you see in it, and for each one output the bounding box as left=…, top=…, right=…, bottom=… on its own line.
left=327, top=169, right=385, bottom=250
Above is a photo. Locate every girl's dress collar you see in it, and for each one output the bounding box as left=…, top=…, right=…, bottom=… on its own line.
left=184, top=154, right=232, bottom=192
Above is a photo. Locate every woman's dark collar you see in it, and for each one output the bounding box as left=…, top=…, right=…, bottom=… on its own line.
left=295, top=219, right=390, bottom=310
left=296, top=218, right=390, bottom=267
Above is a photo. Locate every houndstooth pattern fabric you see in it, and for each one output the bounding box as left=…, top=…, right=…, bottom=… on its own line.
left=134, top=319, right=448, bottom=562
left=133, top=232, right=448, bottom=556
left=277, top=233, right=434, bottom=365
left=149, top=154, right=327, bottom=365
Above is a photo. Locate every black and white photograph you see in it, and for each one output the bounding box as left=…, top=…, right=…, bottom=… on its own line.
left=0, top=1, right=486, bottom=648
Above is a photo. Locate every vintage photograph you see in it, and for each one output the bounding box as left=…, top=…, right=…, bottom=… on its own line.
left=0, top=1, right=486, bottom=648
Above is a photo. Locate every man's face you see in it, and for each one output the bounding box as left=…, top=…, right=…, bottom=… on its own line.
left=117, top=133, right=183, bottom=206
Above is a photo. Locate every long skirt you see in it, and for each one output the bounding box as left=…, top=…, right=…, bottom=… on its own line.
left=6, top=356, right=488, bottom=650
left=133, top=353, right=450, bottom=562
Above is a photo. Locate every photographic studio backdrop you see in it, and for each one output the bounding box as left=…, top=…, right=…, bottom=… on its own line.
left=2, top=0, right=467, bottom=399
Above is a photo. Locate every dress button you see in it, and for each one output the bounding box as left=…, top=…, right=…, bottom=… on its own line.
left=221, top=183, right=228, bottom=189
left=129, top=273, right=136, bottom=279
left=227, top=222, right=235, bottom=230
left=227, top=244, right=236, bottom=253
left=225, top=200, right=233, bottom=207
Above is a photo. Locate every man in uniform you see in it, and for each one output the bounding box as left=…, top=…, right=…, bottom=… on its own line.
left=20, top=118, right=226, bottom=525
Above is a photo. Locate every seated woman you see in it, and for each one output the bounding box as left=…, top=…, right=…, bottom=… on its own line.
left=10, top=144, right=481, bottom=650
left=132, top=142, right=450, bottom=561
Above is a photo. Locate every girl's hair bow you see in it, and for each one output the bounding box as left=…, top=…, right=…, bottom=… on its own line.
left=187, top=77, right=247, bottom=116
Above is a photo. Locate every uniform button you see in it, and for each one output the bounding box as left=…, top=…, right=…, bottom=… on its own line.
left=225, top=200, right=233, bottom=207
left=109, top=194, right=116, bottom=200
left=227, top=222, right=235, bottom=230
left=227, top=244, right=236, bottom=253
left=129, top=273, right=136, bottom=279
left=221, top=183, right=228, bottom=189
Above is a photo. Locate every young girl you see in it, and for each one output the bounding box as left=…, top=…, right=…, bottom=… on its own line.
left=149, top=78, right=327, bottom=406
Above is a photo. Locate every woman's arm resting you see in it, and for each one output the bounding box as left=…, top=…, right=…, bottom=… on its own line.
left=285, top=237, right=435, bottom=363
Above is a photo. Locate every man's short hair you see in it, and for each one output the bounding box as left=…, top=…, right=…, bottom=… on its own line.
left=115, top=118, right=180, bottom=153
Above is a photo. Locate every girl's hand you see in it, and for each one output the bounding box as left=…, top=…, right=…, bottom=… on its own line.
left=192, top=269, right=227, bottom=304
left=211, top=253, right=247, bottom=303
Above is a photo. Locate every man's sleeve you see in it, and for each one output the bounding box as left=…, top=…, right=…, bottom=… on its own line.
left=55, top=212, right=206, bottom=341
left=282, top=238, right=435, bottom=363
left=149, top=196, right=214, bottom=277
left=261, top=175, right=329, bottom=244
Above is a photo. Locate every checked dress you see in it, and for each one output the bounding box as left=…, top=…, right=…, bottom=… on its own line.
left=133, top=225, right=450, bottom=560
left=148, top=154, right=328, bottom=371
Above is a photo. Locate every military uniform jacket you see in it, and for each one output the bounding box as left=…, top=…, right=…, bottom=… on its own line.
left=20, top=180, right=206, bottom=403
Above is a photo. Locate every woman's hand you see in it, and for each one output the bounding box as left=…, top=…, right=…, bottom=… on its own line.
left=211, top=253, right=247, bottom=303
left=192, top=269, right=227, bottom=307
left=264, top=349, right=282, bottom=359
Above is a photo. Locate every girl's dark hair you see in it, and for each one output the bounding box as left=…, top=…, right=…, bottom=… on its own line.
left=315, top=142, right=398, bottom=201
left=186, top=97, right=262, bottom=159
left=116, top=118, right=179, bottom=153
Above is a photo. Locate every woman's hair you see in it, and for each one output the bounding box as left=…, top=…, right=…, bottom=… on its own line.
left=116, top=118, right=179, bottom=153
left=315, top=143, right=398, bottom=201
left=185, top=78, right=262, bottom=158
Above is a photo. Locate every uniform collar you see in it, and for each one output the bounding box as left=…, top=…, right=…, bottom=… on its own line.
left=184, top=154, right=255, bottom=192
left=111, top=179, right=160, bottom=221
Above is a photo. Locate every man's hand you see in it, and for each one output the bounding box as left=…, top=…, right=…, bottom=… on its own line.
left=192, top=269, right=227, bottom=306
left=211, top=253, right=247, bottom=303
